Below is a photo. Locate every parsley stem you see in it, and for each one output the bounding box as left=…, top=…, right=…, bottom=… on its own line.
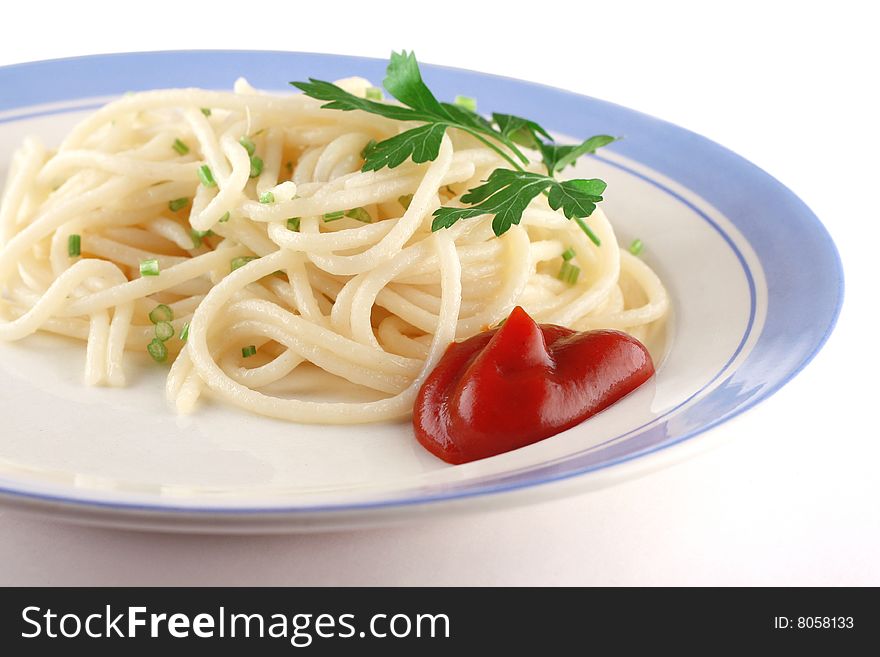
left=459, top=129, right=526, bottom=172
left=497, top=138, right=531, bottom=166
left=574, top=216, right=602, bottom=247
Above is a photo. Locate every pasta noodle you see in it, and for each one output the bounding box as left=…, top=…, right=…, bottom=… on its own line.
left=0, top=77, right=669, bottom=424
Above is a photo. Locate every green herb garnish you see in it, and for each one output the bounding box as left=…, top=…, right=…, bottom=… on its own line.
left=558, top=261, right=581, bottom=285
left=360, top=139, right=376, bottom=160
left=172, top=139, right=190, bottom=155
left=155, top=321, right=174, bottom=342
left=432, top=170, right=606, bottom=244
left=148, top=304, right=174, bottom=324
left=198, top=165, right=216, bottom=187
left=345, top=207, right=372, bottom=223
left=453, top=95, right=477, bottom=112
left=168, top=197, right=189, bottom=212
left=629, top=238, right=644, bottom=255
left=190, top=228, right=213, bottom=248
left=239, top=136, right=256, bottom=156
left=292, top=51, right=531, bottom=172
left=68, top=234, right=81, bottom=257
left=147, top=338, right=168, bottom=363
left=139, top=259, right=160, bottom=276
left=230, top=256, right=258, bottom=272
left=292, top=51, right=617, bottom=240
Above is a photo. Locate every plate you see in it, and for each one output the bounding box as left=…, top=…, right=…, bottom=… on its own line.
left=0, top=51, right=843, bottom=532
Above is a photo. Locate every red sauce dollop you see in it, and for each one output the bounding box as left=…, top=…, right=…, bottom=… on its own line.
left=413, top=306, right=655, bottom=464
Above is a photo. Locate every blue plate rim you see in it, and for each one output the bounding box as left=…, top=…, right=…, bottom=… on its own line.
left=0, top=50, right=844, bottom=518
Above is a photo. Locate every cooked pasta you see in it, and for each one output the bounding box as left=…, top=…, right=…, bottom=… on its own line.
left=0, top=75, right=668, bottom=424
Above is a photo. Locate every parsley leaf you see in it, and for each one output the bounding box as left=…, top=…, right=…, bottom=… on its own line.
left=292, top=50, right=530, bottom=171
left=546, top=178, right=607, bottom=219
left=433, top=170, right=551, bottom=236
left=493, top=113, right=553, bottom=149
left=382, top=50, right=448, bottom=118
left=289, top=77, right=421, bottom=123
left=432, top=169, right=605, bottom=243
left=361, top=123, right=448, bottom=171
left=292, top=51, right=616, bottom=245
left=539, top=135, right=618, bottom=173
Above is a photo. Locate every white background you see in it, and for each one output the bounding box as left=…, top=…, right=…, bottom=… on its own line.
left=1, top=0, right=877, bottom=585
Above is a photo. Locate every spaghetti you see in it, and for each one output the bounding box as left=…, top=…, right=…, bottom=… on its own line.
left=0, top=75, right=668, bottom=424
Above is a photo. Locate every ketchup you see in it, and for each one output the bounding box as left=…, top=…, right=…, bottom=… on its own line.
left=413, top=306, right=655, bottom=464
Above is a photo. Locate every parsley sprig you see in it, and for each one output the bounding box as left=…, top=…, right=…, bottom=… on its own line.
left=431, top=170, right=607, bottom=240
left=292, top=51, right=531, bottom=171
left=292, top=51, right=618, bottom=244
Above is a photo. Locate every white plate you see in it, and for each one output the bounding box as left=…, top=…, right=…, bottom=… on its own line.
left=0, top=51, right=842, bottom=532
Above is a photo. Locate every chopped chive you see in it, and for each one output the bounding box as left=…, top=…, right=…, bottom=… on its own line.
left=239, top=136, right=256, bottom=156
left=179, top=321, right=190, bottom=342
left=230, top=256, right=258, bottom=272
left=360, top=139, right=376, bottom=159
left=200, top=107, right=212, bottom=116
left=241, top=345, right=257, bottom=358
left=259, top=191, right=275, bottom=204
left=561, top=247, right=576, bottom=261
left=574, top=216, right=601, bottom=246
left=249, top=156, right=263, bottom=178
left=345, top=207, right=372, bottom=223
left=172, top=138, right=190, bottom=155
left=139, top=258, right=160, bottom=277
left=67, top=234, right=81, bottom=257
left=398, top=194, right=413, bottom=210
left=557, top=261, right=581, bottom=285
left=147, top=338, right=168, bottom=363
left=287, top=217, right=301, bottom=231
left=198, top=164, right=216, bottom=187
left=365, top=86, right=383, bottom=100
left=148, top=304, right=174, bottom=324
left=190, top=228, right=214, bottom=248
left=323, top=211, right=345, bottom=222
left=629, top=238, right=644, bottom=256
left=453, top=95, right=477, bottom=112
left=168, top=197, right=189, bottom=212
left=155, top=321, right=174, bottom=342
left=219, top=211, right=231, bottom=223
